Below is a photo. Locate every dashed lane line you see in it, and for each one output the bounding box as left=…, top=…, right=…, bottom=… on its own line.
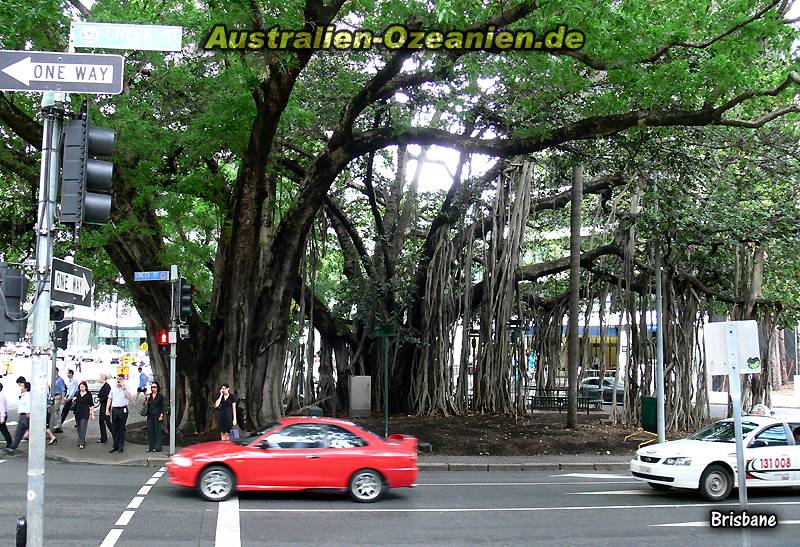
left=100, top=467, right=166, bottom=546
left=566, top=489, right=654, bottom=495
left=554, top=473, right=630, bottom=479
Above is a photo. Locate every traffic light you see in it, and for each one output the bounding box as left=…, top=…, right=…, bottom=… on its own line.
left=157, top=330, right=169, bottom=354
left=0, top=263, right=29, bottom=342
left=176, top=277, right=195, bottom=322
left=60, top=99, right=116, bottom=231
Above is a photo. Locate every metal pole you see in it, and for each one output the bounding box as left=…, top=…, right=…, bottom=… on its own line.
left=383, top=334, right=389, bottom=438
left=655, top=245, right=665, bottom=443
left=27, top=95, right=61, bottom=547
left=169, top=265, right=177, bottom=455
left=567, top=165, right=583, bottom=428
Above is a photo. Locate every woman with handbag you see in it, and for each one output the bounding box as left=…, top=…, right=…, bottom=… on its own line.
left=144, top=381, right=164, bottom=452
left=214, top=383, right=237, bottom=441
left=72, top=381, right=94, bottom=448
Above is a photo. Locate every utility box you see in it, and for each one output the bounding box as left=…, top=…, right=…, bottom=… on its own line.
left=349, top=376, right=371, bottom=417
left=641, top=396, right=657, bottom=434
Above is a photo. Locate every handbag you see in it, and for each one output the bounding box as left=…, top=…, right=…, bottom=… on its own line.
left=229, top=427, right=240, bottom=440
left=140, top=405, right=148, bottom=417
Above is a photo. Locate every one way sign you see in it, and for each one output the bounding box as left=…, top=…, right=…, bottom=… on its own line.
left=0, top=50, right=124, bottom=94
left=51, top=258, right=93, bottom=307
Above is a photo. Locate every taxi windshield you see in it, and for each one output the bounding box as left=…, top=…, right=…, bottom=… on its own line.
left=688, top=421, right=758, bottom=442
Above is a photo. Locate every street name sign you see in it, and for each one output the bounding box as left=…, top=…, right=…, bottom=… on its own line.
left=134, top=270, right=169, bottom=282
left=72, top=22, right=183, bottom=51
left=51, top=258, right=93, bottom=307
left=0, top=50, right=124, bottom=94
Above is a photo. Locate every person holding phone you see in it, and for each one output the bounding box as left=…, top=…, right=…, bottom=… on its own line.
left=213, top=383, right=237, bottom=441
left=107, top=376, right=132, bottom=453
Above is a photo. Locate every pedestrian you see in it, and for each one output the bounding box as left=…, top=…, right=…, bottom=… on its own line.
left=144, top=381, right=164, bottom=452
left=60, top=369, right=77, bottom=428
left=96, top=373, right=112, bottom=444
left=45, top=387, right=57, bottom=446
left=71, top=381, right=94, bottom=449
left=51, top=366, right=66, bottom=433
left=0, top=382, right=12, bottom=447
left=107, top=376, right=131, bottom=453
left=213, top=383, right=237, bottom=441
left=136, top=366, right=148, bottom=402
left=5, top=377, right=29, bottom=452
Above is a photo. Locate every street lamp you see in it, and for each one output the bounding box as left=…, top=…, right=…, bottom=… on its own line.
left=374, top=323, right=395, bottom=438
left=468, top=328, right=480, bottom=409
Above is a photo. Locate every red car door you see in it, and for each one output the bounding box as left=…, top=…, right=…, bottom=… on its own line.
left=315, top=424, right=373, bottom=488
left=252, top=423, right=329, bottom=488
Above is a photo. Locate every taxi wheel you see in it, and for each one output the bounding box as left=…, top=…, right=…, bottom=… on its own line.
left=647, top=482, right=671, bottom=491
left=198, top=465, right=235, bottom=502
left=349, top=469, right=385, bottom=503
left=698, top=464, right=732, bottom=502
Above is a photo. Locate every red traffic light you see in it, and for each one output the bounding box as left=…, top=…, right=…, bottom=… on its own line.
left=159, top=331, right=168, bottom=344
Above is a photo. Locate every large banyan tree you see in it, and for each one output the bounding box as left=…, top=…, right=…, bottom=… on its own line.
left=0, top=1, right=799, bottom=432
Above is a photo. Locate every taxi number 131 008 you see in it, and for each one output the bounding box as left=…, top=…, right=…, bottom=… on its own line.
left=759, top=457, right=791, bottom=469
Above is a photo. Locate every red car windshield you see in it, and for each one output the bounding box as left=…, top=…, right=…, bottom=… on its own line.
left=233, top=421, right=279, bottom=445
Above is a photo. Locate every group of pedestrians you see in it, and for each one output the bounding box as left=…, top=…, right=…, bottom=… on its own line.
left=1, top=367, right=165, bottom=454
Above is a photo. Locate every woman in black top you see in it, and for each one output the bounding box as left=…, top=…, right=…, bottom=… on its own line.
left=145, top=381, right=164, bottom=452
left=72, top=381, right=94, bottom=449
left=214, top=383, right=237, bottom=441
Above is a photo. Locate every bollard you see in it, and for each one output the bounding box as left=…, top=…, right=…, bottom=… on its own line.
left=16, top=516, right=26, bottom=547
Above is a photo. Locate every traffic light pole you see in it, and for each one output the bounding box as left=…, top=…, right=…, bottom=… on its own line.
left=169, top=265, right=178, bottom=455
left=26, top=94, right=63, bottom=547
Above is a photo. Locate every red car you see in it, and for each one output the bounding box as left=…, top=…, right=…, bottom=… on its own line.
left=167, top=417, right=418, bottom=503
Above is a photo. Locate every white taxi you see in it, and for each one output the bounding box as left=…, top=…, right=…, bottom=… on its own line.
left=630, top=415, right=800, bottom=501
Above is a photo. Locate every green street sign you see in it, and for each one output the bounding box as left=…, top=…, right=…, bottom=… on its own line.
left=72, top=22, right=183, bottom=51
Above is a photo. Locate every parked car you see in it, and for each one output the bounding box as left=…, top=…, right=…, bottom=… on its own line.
left=631, top=415, right=800, bottom=501
left=579, top=376, right=624, bottom=404
left=167, top=417, right=418, bottom=503
left=93, top=344, right=126, bottom=366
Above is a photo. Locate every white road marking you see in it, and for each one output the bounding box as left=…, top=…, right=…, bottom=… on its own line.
left=239, top=500, right=800, bottom=514
left=152, top=471, right=164, bottom=478
left=99, top=529, right=123, bottom=547
left=0, top=460, right=5, bottom=464
left=137, top=485, right=152, bottom=496
left=115, top=511, right=135, bottom=526
left=160, top=466, right=166, bottom=471
left=567, top=489, right=652, bottom=495
left=652, top=519, right=800, bottom=528
left=215, top=497, right=241, bottom=547
left=127, top=496, right=144, bottom=509
left=6, top=421, right=16, bottom=426
left=554, top=473, right=630, bottom=479
left=417, top=481, right=637, bottom=486
left=145, top=477, right=158, bottom=485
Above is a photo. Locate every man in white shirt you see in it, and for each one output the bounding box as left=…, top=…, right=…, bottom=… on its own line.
left=59, top=369, right=78, bottom=429
left=0, top=381, right=12, bottom=447
left=5, top=376, right=30, bottom=451
left=107, top=376, right=132, bottom=454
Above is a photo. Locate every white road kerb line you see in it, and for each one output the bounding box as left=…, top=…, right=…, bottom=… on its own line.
left=215, top=497, right=241, bottom=547
left=239, top=500, right=800, bottom=514
left=99, top=529, right=123, bottom=547
left=416, top=481, right=637, bottom=486
left=653, top=519, right=800, bottom=528
left=115, top=511, right=135, bottom=526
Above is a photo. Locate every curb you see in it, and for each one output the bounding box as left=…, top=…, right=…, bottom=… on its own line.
left=44, top=453, right=168, bottom=467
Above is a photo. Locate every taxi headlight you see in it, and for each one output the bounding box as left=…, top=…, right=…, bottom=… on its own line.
left=169, top=455, right=193, bottom=467
left=663, top=457, right=692, bottom=466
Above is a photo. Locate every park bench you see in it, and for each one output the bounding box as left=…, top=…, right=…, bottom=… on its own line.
left=529, top=392, right=603, bottom=415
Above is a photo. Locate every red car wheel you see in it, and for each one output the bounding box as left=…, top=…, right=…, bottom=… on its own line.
left=197, top=465, right=235, bottom=502
left=349, top=469, right=385, bottom=503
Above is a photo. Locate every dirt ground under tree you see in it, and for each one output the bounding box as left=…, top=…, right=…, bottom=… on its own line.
left=129, top=411, right=658, bottom=457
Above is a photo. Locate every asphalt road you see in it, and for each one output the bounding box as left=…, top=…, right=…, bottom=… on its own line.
left=2, top=458, right=800, bottom=546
